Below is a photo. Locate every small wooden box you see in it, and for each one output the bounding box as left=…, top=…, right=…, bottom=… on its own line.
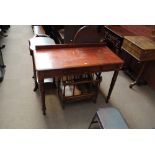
left=122, top=36, right=155, bottom=61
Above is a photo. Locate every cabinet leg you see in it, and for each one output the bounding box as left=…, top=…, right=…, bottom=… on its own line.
left=129, top=62, right=146, bottom=89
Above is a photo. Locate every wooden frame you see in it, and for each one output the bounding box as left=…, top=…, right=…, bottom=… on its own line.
left=33, top=43, right=123, bottom=115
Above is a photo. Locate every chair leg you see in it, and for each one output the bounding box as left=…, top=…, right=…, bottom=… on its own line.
left=89, top=112, right=104, bottom=129
left=88, top=113, right=98, bottom=129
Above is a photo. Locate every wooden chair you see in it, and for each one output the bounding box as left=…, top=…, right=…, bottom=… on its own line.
left=32, top=25, right=48, bottom=37
left=42, top=25, right=64, bottom=44
left=63, top=25, right=83, bottom=43
left=73, top=25, right=105, bottom=43
left=72, top=25, right=105, bottom=102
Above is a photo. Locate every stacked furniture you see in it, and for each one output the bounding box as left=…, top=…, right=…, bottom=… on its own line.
left=104, top=25, right=155, bottom=90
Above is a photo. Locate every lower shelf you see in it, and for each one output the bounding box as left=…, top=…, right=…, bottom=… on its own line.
left=57, top=73, right=102, bottom=108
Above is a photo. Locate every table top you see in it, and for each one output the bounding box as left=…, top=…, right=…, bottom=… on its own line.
left=34, top=45, right=123, bottom=71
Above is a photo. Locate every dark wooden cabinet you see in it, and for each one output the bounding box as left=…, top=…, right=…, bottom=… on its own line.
left=104, top=26, right=124, bottom=57
left=104, top=25, right=155, bottom=90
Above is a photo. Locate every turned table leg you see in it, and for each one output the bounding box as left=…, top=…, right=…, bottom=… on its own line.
left=38, top=78, right=46, bottom=115
left=106, top=70, right=119, bottom=103
left=31, top=53, right=38, bottom=91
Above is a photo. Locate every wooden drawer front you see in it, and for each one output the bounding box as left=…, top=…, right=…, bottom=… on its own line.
left=122, top=39, right=143, bottom=61
left=104, top=28, right=122, bottom=54
left=122, top=37, right=155, bottom=61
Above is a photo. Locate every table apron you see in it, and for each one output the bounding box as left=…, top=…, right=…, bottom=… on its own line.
left=37, top=64, right=122, bottom=80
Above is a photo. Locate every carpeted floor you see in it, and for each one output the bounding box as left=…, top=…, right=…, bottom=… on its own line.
left=0, top=25, right=155, bottom=129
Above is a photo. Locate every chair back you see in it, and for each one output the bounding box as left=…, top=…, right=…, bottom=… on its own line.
left=73, top=25, right=105, bottom=43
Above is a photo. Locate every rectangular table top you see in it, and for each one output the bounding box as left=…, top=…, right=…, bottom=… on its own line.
left=34, top=45, right=123, bottom=71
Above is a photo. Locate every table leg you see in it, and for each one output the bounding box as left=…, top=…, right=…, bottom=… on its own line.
left=106, top=70, right=119, bottom=103
left=129, top=62, right=146, bottom=88
left=93, top=72, right=102, bottom=103
left=31, top=53, right=38, bottom=91
left=38, top=79, right=46, bottom=115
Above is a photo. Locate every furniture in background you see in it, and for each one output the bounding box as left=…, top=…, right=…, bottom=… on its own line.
left=0, top=25, right=10, bottom=37
left=32, top=25, right=47, bottom=37
left=33, top=25, right=105, bottom=45
left=29, top=28, right=55, bottom=91
left=122, top=36, right=155, bottom=88
left=64, top=25, right=83, bottom=43
left=89, top=106, right=128, bottom=129
left=33, top=43, right=123, bottom=115
left=34, top=25, right=82, bottom=44
left=104, top=25, right=132, bottom=58
left=73, top=25, right=105, bottom=43
left=56, top=26, right=106, bottom=107
left=41, top=25, right=64, bottom=44
left=104, top=25, right=155, bottom=91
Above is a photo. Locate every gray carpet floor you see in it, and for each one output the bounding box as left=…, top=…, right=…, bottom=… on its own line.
left=0, top=25, right=155, bottom=129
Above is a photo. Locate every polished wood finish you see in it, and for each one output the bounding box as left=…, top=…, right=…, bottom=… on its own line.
left=34, top=46, right=122, bottom=71
left=122, top=36, right=155, bottom=88
left=122, top=36, right=155, bottom=61
left=33, top=44, right=123, bottom=115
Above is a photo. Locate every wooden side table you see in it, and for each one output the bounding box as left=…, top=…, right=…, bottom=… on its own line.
left=33, top=44, right=123, bottom=114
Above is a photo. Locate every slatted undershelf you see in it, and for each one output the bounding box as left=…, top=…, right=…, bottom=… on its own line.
left=57, top=73, right=102, bottom=108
